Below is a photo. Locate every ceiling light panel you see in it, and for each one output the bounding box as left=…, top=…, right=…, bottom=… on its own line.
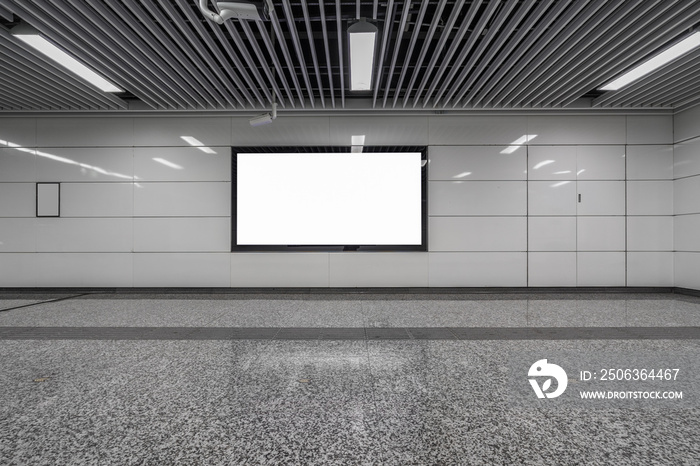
left=600, top=31, right=700, bottom=91
left=348, top=20, right=378, bottom=91
left=13, top=24, right=123, bottom=93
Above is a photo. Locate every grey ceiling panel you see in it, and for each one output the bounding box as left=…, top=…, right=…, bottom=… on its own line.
left=389, top=0, right=428, bottom=108
left=381, top=0, right=411, bottom=108
left=561, top=1, right=700, bottom=108
left=0, top=31, right=121, bottom=109
left=317, top=0, right=335, bottom=108
left=594, top=48, right=700, bottom=108
left=0, top=3, right=12, bottom=21
left=437, top=0, right=530, bottom=107
left=512, top=0, right=635, bottom=107
left=269, top=1, right=307, bottom=108
left=414, top=0, right=472, bottom=108
left=0, top=0, right=699, bottom=112
left=371, top=0, right=394, bottom=108
left=300, top=0, right=325, bottom=108
left=335, top=0, right=345, bottom=108
left=401, top=0, right=448, bottom=107
left=529, top=0, right=655, bottom=108
left=280, top=0, right=315, bottom=107
left=468, top=0, right=575, bottom=107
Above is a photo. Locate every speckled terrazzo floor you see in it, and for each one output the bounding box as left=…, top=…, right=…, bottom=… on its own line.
left=1, top=291, right=700, bottom=465
left=2, top=292, right=700, bottom=328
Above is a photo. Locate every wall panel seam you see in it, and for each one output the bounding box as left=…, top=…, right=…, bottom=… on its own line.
left=673, top=173, right=700, bottom=181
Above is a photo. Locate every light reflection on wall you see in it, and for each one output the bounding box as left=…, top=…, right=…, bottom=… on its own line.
left=0, top=137, right=134, bottom=180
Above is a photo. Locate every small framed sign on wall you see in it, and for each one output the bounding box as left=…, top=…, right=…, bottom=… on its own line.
left=36, top=183, right=60, bottom=217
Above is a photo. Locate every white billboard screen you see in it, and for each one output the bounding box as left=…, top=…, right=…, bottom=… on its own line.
left=236, top=152, right=423, bottom=246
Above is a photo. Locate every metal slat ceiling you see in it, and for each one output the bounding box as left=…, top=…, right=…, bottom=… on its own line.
left=1, top=0, right=700, bottom=112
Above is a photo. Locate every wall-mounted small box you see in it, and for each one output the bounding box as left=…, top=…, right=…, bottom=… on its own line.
left=36, top=183, right=60, bottom=217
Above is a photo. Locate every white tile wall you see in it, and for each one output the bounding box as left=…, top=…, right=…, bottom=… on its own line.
left=528, top=252, right=576, bottom=287
left=527, top=116, right=626, bottom=144
left=429, top=181, right=526, bottom=216
left=0, top=253, right=36, bottom=287
left=528, top=217, right=577, bottom=251
left=329, top=116, right=429, bottom=146
left=231, top=253, right=329, bottom=287
left=35, top=253, right=133, bottom=287
left=576, top=145, right=626, bottom=180
left=428, top=252, right=527, bottom=287
left=0, top=148, right=35, bottom=182
left=674, top=214, right=700, bottom=251
left=673, top=137, right=700, bottom=179
left=231, top=116, right=331, bottom=146
left=577, top=252, right=626, bottom=286
left=37, top=118, right=134, bottom=147
left=0, top=183, right=36, bottom=217
left=627, top=252, right=673, bottom=287
left=674, top=105, right=700, bottom=143
left=0, top=114, right=685, bottom=288
left=0, top=218, right=36, bottom=252
left=132, top=253, right=231, bottom=287
left=577, top=181, right=625, bottom=216
left=674, top=108, right=700, bottom=291
left=577, top=217, right=625, bottom=251
left=675, top=252, right=700, bottom=290
left=429, top=217, right=526, bottom=251
left=61, top=183, right=134, bottom=217
left=36, top=147, right=134, bottom=182
left=627, top=181, right=673, bottom=216
left=673, top=176, right=700, bottom=215
left=527, top=146, right=576, bottom=180
left=626, top=115, right=673, bottom=144
left=0, top=118, right=36, bottom=147
left=36, top=218, right=133, bottom=252
left=429, top=146, right=526, bottom=180
left=133, top=117, right=231, bottom=147
left=133, top=217, right=230, bottom=252
left=133, top=147, right=231, bottom=181
left=627, top=216, right=673, bottom=251
left=626, top=145, right=673, bottom=180
left=330, top=253, right=429, bottom=287
left=428, top=116, right=527, bottom=145
left=133, top=182, right=230, bottom=217
left=528, top=181, right=576, bottom=216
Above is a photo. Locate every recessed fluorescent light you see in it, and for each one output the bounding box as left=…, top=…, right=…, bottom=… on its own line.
left=600, top=31, right=700, bottom=91
left=453, top=172, right=472, bottom=178
left=153, top=158, right=183, bottom=170
left=501, top=134, right=537, bottom=154
left=348, top=20, right=378, bottom=91
left=180, top=136, right=217, bottom=154
left=12, top=23, right=123, bottom=93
